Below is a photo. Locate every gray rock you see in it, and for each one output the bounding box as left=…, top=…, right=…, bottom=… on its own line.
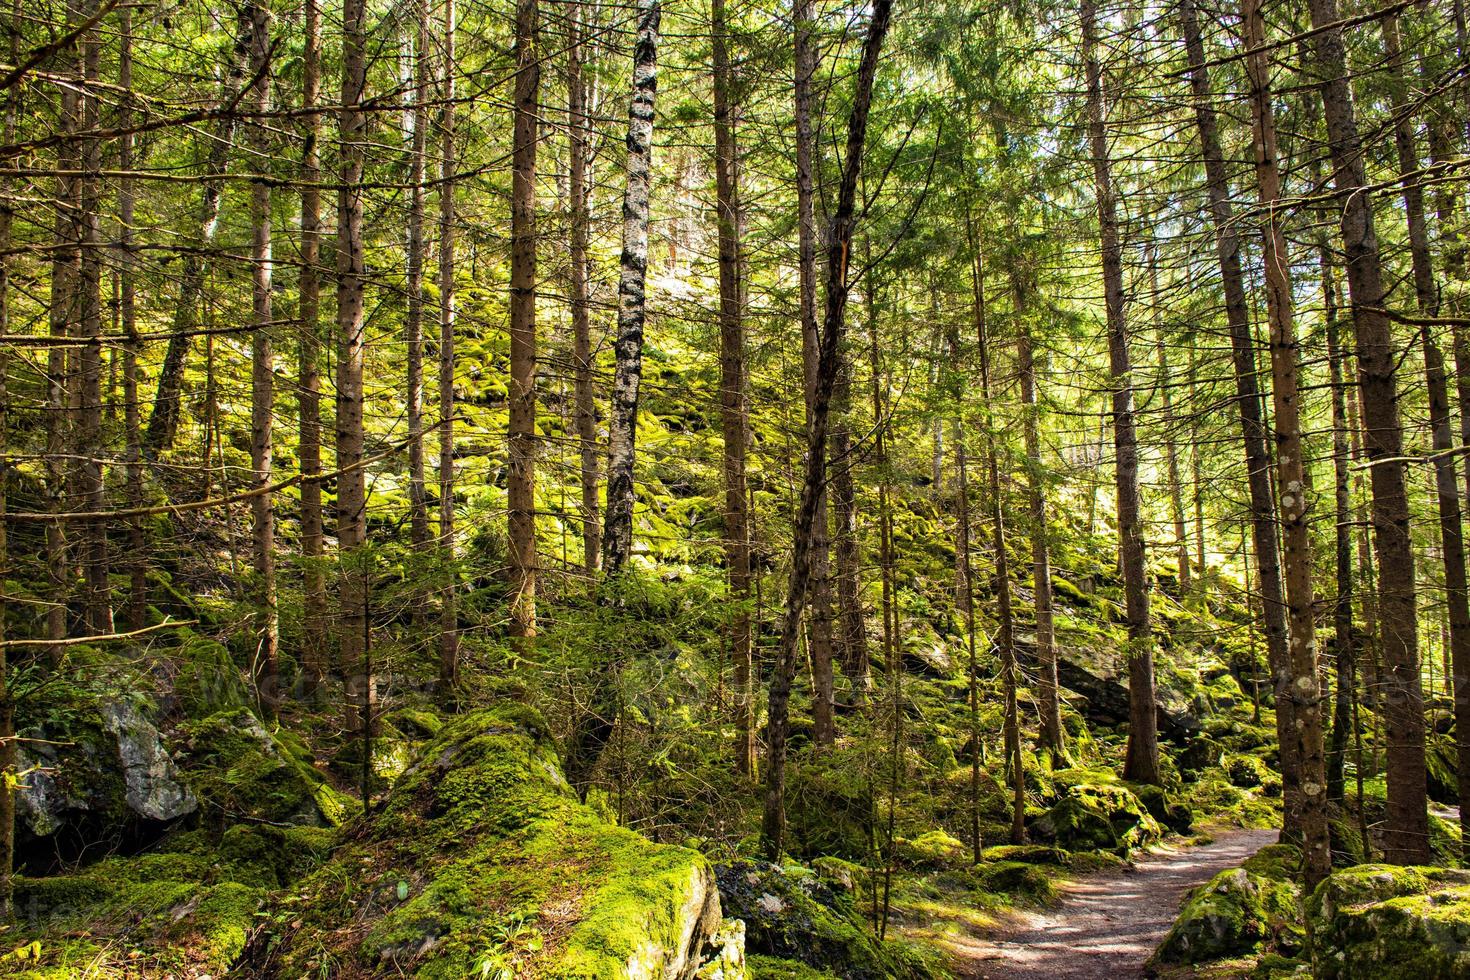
left=102, top=701, right=197, bottom=822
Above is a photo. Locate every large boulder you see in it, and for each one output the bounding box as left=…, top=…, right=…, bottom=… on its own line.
left=16, top=698, right=197, bottom=867
left=1152, top=844, right=1302, bottom=965
left=253, top=706, right=744, bottom=980
left=1309, top=864, right=1470, bottom=979
left=714, top=861, right=933, bottom=980
left=1029, top=783, right=1161, bottom=855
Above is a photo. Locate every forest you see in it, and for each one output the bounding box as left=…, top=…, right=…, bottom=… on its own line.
left=0, top=0, right=1466, bottom=974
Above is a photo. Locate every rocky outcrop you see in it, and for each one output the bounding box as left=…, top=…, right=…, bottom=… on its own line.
left=1309, top=865, right=1470, bottom=979
left=1152, top=844, right=1303, bottom=965
left=1029, top=783, right=1162, bottom=855
left=1015, top=641, right=1199, bottom=744
left=714, top=861, right=933, bottom=980
left=254, top=706, right=744, bottom=980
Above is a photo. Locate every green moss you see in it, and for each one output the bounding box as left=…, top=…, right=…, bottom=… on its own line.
left=263, top=707, right=735, bottom=980
left=747, top=956, right=841, bottom=980
left=1154, top=862, right=1302, bottom=966
left=896, top=830, right=967, bottom=868
left=981, top=845, right=1072, bottom=867
left=1033, top=783, right=1161, bottom=855
left=1310, top=865, right=1470, bottom=978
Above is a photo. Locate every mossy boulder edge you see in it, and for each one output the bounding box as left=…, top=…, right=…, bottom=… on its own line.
left=1309, top=864, right=1470, bottom=979
left=253, top=705, right=745, bottom=979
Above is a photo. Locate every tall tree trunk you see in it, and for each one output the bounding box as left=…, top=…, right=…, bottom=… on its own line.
left=1388, top=9, right=1470, bottom=851
left=761, top=0, right=893, bottom=858
left=438, top=0, right=460, bottom=695
left=973, top=243, right=1024, bottom=843
left=1242, top=0, right=1328, bottom=885
left=118, top=9, right=146, bottom=632
left=1146, top=244, right=1189, bottom=595
left=831, top=347, right=868, bottom=702
left=952, top=405, right=981, bottom=863
left=75, top=0, right=109, bottom=634
left=507, top=0, right=540, bottom=641
left=1081, top=0, right=1159, bottom=785
left=568, top=0, right=600, bottom=574
left=246, top=0, right=278, bottom=715
left=338, top=0, right=372, bottom=732
left=601, top=0, right=660, bottom=575
left=1017, top=311, right=1065, bottom=760
left=712, top=0, right=753, bottom=779
left=143, top=17, right=253, bottom=455
left=45, top=14, right=81, bottom=645
left=0, top=0, right=17, bottom=911
left=298, top=0, right=326, bottom=691
left=793, top=0, right=835, bottom=747
left=1177, top=0, right=1297, bottom=828
left=1307, top=0, right=1428, bottom=864
left=1322, top=250, right=1355, bottom=805
left=405, top=0, right=431, bottom=592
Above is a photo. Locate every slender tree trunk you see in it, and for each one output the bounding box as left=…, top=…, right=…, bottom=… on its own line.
left=1308, top=0, right=1428, bottom=864
left=1242, top=0, right=1328, bottom=885
left=1177, top=0, right=1297, bottom=827
left=601, top=0, right=660, bottom=575
left=953, top=410, right=981, bottom=863
left=0, top=0, right=17, bottom=910
left=712, top=0, right=753, bottom=779
left=246, top=0, right=278, bottom=715
left=1081, top=0, right=1158, bottom=785
left=1322, top=251, right=1355, bottom=805
left=1147, top=244, right=1189, bottom=595
left=761, top=0, right=893, bottom=857
left=143, top=18, right=252, bottom=455
left=793, top=0, right=835, bottom=747
left=973, top=244, right=1025, bottom=843
left=507, top=0, right=540, bottom=641
left=1385, top=10, right=1470, bottom=852
left=338, top=0, right=372, bottom=732
left=1188, top=344, right=1206, bottom=603
left=75, top=0, right=109, bottom=634
left=438, top=0, right=460, bottom=696
left=45, top=19, right=81, bottom=646
left=832, top=347, right=868, bottom=702
left=405, top=0, right=431, bottom=598
left=297, top=0, right=326, bottom=693
left=118, top=10, right=146, bottom=632
left=1018, top=311, right=1065, bottom=759
left=568, top=0, right=600, bottom=574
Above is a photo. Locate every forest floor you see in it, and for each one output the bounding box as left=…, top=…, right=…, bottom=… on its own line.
left=929, top=826, right=1279, bottom=979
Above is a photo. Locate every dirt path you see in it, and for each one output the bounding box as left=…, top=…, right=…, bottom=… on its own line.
left=945, top=827, right=1280, bottom=979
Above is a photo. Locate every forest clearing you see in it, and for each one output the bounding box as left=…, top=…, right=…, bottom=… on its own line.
left=0, top=0, right=1467, bottom=975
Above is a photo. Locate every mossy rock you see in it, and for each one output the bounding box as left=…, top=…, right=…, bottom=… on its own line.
left=1130, top=783, right=1195, bottom=834
left=1153, top=857, right=1303, bottom=966
left=1030, top=784, right=1162, bottom=855
left=981, top=844, right=1072, bottom=867
left=747, top=956, right=842, bottom=980
left=1309, top=865, right=1470, bottom=978
left=895, top=830, right=966, bottom=868
left=1180, top=736, right=1226, bottom=778
left=967, top=861, right=1057, bottom=905
left=177, top=707, right=354, bottom=828
left=714, top=860, right=935, bottom=980
left=171, top=631, right=250, bottom=717
left=252, top=706, right=741, bottom=979
left=0, top=826, right=331, bottom=978
left=1226, top=755, right=1268, bottom=788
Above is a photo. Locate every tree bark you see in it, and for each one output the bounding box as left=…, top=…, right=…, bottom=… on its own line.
left=1081, top=0, right=1158, bottom=785
left=601, top=0, right=661, bottom=576
left=297, top=0, right=326, bottom=693
left=568, top=0, right=600, bottom=574
left=405, top=0, right=432, bottom=593
left=507, top=0, right=540, bottom=642
left=1177, top=0, right=1297, bottom=827
left=118, top=8, right=146, bottom=633
left=761, top=0, right=893, bottom=858
left=438, top=0, right=461, bottom=695
left=1308, top=0, right=1429, bottom=864
left=1322, top=251, right=1355, bottom=806
left=338, top=0, right=372, bottom=732
left=246, top=0, right=278, bottom=715
left=1241, top=0, right=1328, bottom=885
left=712, top=0, right=754, bottom=779
left=793, top=0, right=836, bottom=747
left=1017, top=311, right=1065, bottom=760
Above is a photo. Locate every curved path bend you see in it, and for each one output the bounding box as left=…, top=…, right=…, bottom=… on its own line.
left=946, top=827, right=1279, bottom=979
